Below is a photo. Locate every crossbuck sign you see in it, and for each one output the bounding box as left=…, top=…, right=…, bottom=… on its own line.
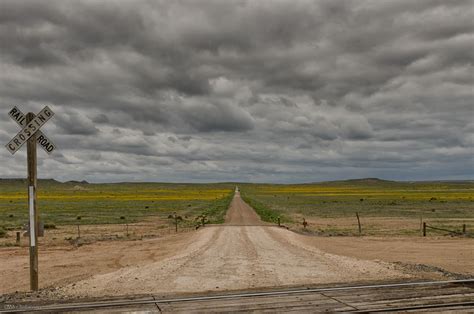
left=6, top=106, right=55, bottom=154
left=5, top=106, right=55, bottom=291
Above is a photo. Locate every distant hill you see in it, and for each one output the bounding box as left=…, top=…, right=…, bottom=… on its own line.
left=65, top=180, right=89, bottom=184
left=0, top=177, right=472, bottom=186
left=303, top=178, right=474, bottom=186
left=0, top=178, right=61, bottom=184
left=304, top=178, right=397, bottom=185
left=344, top=178, right=395, bottom=184
left=0, top=178, right=90, bottom=185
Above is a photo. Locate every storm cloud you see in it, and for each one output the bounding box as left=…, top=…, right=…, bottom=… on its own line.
left=0, top=0, right=473, bottom=183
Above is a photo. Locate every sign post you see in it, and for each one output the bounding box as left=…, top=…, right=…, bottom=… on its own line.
left=5, top=106, right=55, bottom=291
left=27, top=112, right=39, bottom=291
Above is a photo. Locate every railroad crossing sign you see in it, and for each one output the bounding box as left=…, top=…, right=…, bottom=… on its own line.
left=6, top=106, right=55, bottom=154
left=5, top=106, right=55, bottom=291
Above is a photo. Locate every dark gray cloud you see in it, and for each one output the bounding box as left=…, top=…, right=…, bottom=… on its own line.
left=55, top=110, right=99, bottom=135
left=0, top=0, right=473, bottom=183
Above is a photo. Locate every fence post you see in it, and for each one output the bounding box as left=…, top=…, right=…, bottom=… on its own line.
left=76, top=216, right=81, bottom=239
left=423, top=222, right=426, bottom=237
left=278, top=217, right=281, bottom=227
left=16, top=231, right=21, bottom=245
left=120, top=216, right=128, bottom=236
left=463, top=224, right=466, bottom=234
left=420, top=214, right=423, bottom=236
left=356, top=212, right=361, bottom=235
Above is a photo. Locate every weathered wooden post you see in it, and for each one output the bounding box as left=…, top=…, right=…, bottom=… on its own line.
left=120, top=216, right=128, bottom=236
left=26, top=113, right=39, bottom=291
left=5, top=106, right=55, bottom=291
left=16, top=231, right=21, bottom=245
left=420, top=214, right=423, bottom=236
left=356, top=212, right=362, bottom=235
left=423, top=222, right=426, bottom=237
left=462, top=224, right=466, bottom=234
left=76, top=216, right=81, bottom=239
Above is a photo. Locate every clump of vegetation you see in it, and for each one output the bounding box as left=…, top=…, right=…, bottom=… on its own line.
left=0, top=227, right=7, bottom=238
left=168, top=213, right=183, bottom=232
left=240, top=195, right=289, bottom=224
left=44, top=223, right=56, bottom=229
left=195, top=214, right=208, bottom=227
left=200, top=192, right=234, bottom=224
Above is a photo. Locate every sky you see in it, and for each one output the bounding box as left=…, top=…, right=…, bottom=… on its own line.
left=0, top=0, right=473, bottom=183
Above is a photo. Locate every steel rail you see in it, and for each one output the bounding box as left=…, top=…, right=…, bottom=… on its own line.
left=2, top=279, right=473, bottom=313
left=351, top=301, right=474, bottom=313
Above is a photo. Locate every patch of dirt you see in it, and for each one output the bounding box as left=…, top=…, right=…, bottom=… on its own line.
left=391, top=262, right=472, bottom=280
left=304, top=235, right=474, bottom=276
left=0, top=232, right=194, bottom=295
left=72, top=185, right=88, bottom=191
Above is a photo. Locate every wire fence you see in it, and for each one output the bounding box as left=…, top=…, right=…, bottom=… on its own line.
left=288, top=216, right=472, bottom=238
left=4, top=221, right=199, bottom=247
left=2, top=216, right=472, bottom=247
left=424, top=223, right=468, bottom=236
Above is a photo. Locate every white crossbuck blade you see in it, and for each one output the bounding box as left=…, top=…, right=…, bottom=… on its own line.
left=7, top=106, right=56, bottom=155
left=6, top=106, right=55, bottom=155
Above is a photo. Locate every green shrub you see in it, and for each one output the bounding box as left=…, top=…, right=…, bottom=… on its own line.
left=202, top=192, right=234, bottom=224
left=240, top=195, right=289, bottom=224
left=44, top=223, right=56, bottom=229
left=0, top=227, right=7, bottom=238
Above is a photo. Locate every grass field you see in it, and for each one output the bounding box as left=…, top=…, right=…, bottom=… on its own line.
left=240, top=179, right=474, bottom=236
left=0, top=179, right=234, bottom=232
left=2, top=178, right=473, bottom=238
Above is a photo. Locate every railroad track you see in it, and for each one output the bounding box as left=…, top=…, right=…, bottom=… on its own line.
left=2, top=279, right=474, bottom=313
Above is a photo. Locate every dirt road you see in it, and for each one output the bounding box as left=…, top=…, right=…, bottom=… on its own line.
left=57, top=192, right=407, bottom=297
left=2, top=192, right=472, bottom=297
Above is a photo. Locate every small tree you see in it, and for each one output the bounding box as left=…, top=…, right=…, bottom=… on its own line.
left=195, top=214, right=208, bottom=228
left=168, top=212, right=183, bottom=233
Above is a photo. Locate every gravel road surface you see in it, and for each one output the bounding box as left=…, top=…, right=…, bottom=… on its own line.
left=59, top=192, right=407, bottom=297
